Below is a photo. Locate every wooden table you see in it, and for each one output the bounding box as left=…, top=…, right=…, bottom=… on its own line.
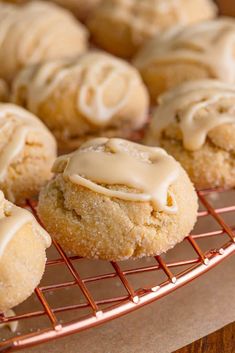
left=174, top=322, right=235, bottom=353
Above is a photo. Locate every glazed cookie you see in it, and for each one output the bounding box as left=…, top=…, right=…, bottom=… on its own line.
left=0, top=79, right=9, bottom=102
left=87, top=0, right=217, bottom=59
left=12, top=52, right=149, bottom=152
left=0, top=103, right=57, bottom=203
left=0, top=1, right=88, bottom=83
left=0, top=191, right=51, bottom=311
left=134, top=17, right=235, bottom=101
left=38, top=138, right=198, bottom=261
left=50, top=0, right=101, bottom=21
left=145, top=80, right=235, bottom=189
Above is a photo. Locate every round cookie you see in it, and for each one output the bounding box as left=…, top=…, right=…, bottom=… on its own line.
left=145, top=80, right=235, bottom=189
left=0, top=1, right=88, bottom=83
left=0, top=191, right=51, bottom=311
left=0, top=103, right=57, bottom=203
left=134, top=17, right=235, bottom=101
left=87, top=0, right=217, bottom=59
left=38, top=138, right=198, bottom=261
left=12, top=52, right=149, bottom=152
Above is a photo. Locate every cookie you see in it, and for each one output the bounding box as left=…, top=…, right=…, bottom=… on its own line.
left=145, top=80, right=235, bottom=189
left=0, top=103, right=57, bottom=203
left=134, top=18, right=235, bottom=101
left=0, top=1, right=88, bottom=83
left=87, top=0, right=217, bottom=59
left=38, top=138, right=198, bottom=261
left=0, top=191, right=51, bottom=311
left=12, top=52, right=149, bottom=152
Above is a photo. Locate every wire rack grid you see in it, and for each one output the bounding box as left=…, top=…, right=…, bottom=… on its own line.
left=0, top=188, right=235, bottom=352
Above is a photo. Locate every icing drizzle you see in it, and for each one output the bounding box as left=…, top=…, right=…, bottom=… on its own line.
left=0, top=190, right=51, bottom=259
left=53, top=138, right=180, bottom=214
left=134, top=18, right=235, bottom=83
left=12, top=52, right=144, bottom=127
left=0, top=103, right=56, bottom=182
left=0, top=1, right=87, bottom=81
left=90, top=0, right=216, bottom=45
left=151, top=80, right=235, bottom=151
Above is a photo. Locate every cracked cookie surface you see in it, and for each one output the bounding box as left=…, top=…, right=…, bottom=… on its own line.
left=12, top=52, right=149, bottom=152
left=0, top=191, right=51, bottom=311
left=134, top=18, right=235, bottom=100
left=0, top=1, right=88, bottom=83
left=0, top=103, right=57, bottom=203
left=38, top=138, right=198, bottom=260
left=87, top=0, right=217, bottom=59
left=145, top=80, right=235, bottom=189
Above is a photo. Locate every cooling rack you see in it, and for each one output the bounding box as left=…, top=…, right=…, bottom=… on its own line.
left=0, top=187, right=235, bottom=352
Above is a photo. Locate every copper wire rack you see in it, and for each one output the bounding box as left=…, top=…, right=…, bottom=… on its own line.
left=0, top=187, right=235, bottom=352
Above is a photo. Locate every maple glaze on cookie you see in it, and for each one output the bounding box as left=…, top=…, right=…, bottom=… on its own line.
left=87, top=0, right=217, bottom=58
left=145, top=80, right=235, bottom=188
left=134, top=18, right=235, bottom=99
left=0, top=191, right=51, bottom=312
left=12, top=52, right=149, bottom=152
left=38, top=138, right=198, bottom=261
left=0, top=1, right=88, bottom=82
left=0, top=104, right=56, bottom=203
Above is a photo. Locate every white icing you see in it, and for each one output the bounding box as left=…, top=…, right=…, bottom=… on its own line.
left=0, top=190, right=51, bottom=259
left=78, top=60, right=134, bottom=124
left=91, top=0, right=216, bottom=45
left=53, top=138, right=180, bottom=214
left=134, top=18, right=235, bottom=83
left=151, top=80, right=235, bottom=151
left=0, top=103, right=56, bottom=182
left=0, top=1, right=87, bottom=81
left=13, top=53, right=141, bottom=127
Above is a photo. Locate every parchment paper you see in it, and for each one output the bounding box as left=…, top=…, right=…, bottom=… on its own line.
left=21, top=255, right=235, bottom=353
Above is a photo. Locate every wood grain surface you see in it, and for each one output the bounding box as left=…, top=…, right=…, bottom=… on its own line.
left=174, top=322, right=235, bottom=353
